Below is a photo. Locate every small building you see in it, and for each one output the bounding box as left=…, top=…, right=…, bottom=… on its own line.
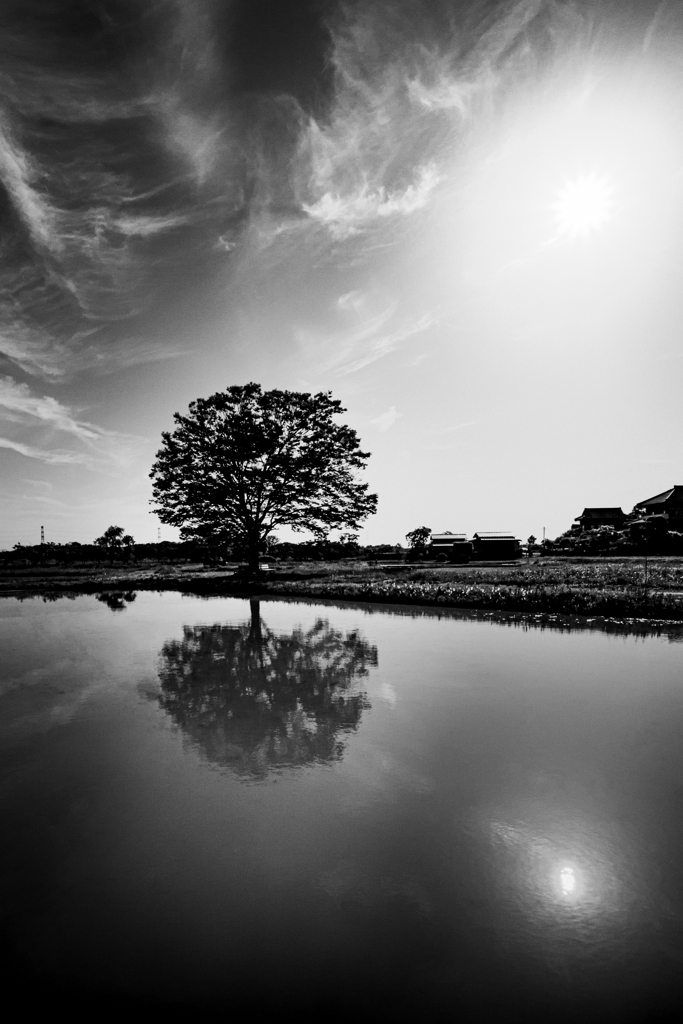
left=428, top=533, right=472, bottom=563
left=573, top=507, right=627, bottom=531
left=633, top=485, right=683, bottom=525
left=472, top=533, right=521, bottom=560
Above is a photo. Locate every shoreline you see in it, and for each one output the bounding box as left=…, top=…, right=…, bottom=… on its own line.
left=4, top=560, right=683, bottom=626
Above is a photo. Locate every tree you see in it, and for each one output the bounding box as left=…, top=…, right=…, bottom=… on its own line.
left=150, top=383, right=378, bottom=573
left=94, top=525, right=125, bottom=564
left=405, top=526, right=431, bottom=556
left=154, top=602, right=377, bottom=777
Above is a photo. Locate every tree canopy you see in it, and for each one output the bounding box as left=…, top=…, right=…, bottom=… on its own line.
left=94, top=525, right=135, bottom=563
left=405, top=526, right=431, bottom=551
left=150, top=383, right=378, bottom=570
left=94, top=525, right=124, bottom=551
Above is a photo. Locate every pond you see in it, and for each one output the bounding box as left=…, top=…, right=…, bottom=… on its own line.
left=1, top=592, right=683, bottom=1018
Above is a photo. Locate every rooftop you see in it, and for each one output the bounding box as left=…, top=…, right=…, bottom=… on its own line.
left=635, top=486, right=683, bottom=507
left=473, top=532, right=516, bottom=540
left=578, top=507, right=625, bottom=518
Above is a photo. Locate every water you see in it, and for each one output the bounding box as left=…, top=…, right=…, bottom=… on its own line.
left=1, top=591, right=683, bottom=1019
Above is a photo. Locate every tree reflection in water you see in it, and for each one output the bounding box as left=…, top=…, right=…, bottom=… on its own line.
left=96, top=591, right=137, bottom=611
left=157, top=600, right=377, bottom=777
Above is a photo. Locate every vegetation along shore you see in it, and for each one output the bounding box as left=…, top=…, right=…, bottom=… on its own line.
left=4, top=558, right=683, bottom=623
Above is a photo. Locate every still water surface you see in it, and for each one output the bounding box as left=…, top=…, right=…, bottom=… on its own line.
left=2, top=592, right=683, bottom=1018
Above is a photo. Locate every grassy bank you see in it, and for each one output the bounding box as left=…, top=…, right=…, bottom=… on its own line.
left=3, top=558, right=683, bottom=621
left=264, top=576, right=683, bottom=619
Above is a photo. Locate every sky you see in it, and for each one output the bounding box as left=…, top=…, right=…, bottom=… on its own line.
left=1, top=0, right=683, bottom=549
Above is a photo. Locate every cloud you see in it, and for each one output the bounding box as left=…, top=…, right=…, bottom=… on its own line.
left=0, top=112, right=60, bottom=252
left=0, top=376, right=144, bottom=468
left=0, top=327, right=69, bottom=378
left=371, top=406, right=402, bottom=433
left=337, top=311, right=437, bottom=374
left=303, top=164, right=442, bottom=239
left=296, top=302, right=397, bottom=370
left=21, top=493, right=66, bottom=507
left=113, top=213, right=189, bottom=237
left=297, top=297, right=437, bottom=377
left=152, top=0, right=229, bottom=187
left=337, top=290, right=366, bottom=313
left=0, top=0, right=248, bottom=378
left=0, top=0, right=649, bottom=383
left=289, top=0, right=601, bottom=256
left=408, top=75, right=486, bottom=115
left=0, top=437, right=93, bottom=465
left=1, top=376, right=103, bottom=441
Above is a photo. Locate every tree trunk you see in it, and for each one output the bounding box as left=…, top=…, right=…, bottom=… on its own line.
left=247, top=536, right=260, bottom=575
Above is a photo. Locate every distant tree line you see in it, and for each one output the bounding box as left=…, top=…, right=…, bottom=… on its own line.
left=0, top=532, right=406, bottom=568
left=0, top=538, right=200, bottom=568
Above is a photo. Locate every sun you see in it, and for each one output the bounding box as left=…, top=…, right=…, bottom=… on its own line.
left=553, top=172, right=614, bottom=239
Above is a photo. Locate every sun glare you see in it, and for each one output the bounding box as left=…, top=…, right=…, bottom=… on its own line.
left=554, top=173, right=614, bottom=239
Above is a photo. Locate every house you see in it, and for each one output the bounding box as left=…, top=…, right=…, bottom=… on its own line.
left=427, top=533, right=472, bottom=563
left=471, top=533, right=521, bottom=560
left=632, top=485, right=683, bottom=526
left=573, top=507, right=627, bottom=531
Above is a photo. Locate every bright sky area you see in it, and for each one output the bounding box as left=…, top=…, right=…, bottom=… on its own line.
left=1, top=0, right=682, bottom=548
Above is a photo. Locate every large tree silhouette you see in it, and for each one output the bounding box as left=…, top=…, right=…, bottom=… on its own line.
left=156, top=601, right=377, bottom=777
left=150, top=383, right=378, bottom=573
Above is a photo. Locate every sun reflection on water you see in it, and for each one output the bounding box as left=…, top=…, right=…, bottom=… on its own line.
left=485, top=815, right=626, bottom=930
left=559, top=864, right=577, bottom=897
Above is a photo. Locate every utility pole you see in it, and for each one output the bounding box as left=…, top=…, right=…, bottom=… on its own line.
left=40, top=525, right=44, bottom=545
left=644, top=535, right=649, bottom=586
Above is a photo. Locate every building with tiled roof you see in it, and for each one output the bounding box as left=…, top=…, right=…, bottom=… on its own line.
left=573, top=507, right=627, bottom=531
left=633, top=485, right=683, bottom=524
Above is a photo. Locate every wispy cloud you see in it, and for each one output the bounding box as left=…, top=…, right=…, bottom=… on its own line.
left=0, top=437, right=94, bottom=465
left=0, top=0, right=248, bottom=378
left=0, top=376, right=144, bottom=468
left=337, top=290, right=366, bottom=313
left=303, top=164, right=442, bottom=239
left=296, top=302, right=396, bottom=370
left=1, top=376, right=102, bottom=441
left=408, top=75, right=486, bottom=116
left=337, top=312, right=437, bottom=375
left=0, top=112, right=60, bottom=252
left=371, top=406, right=402, bottom=433
left=297, top=299, right=437, bottom=378
left=292, top=0, right=575, bottom=246
left=113, top=213, right=189, bottom=237
left=0, top=0, right=596, bottom=381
